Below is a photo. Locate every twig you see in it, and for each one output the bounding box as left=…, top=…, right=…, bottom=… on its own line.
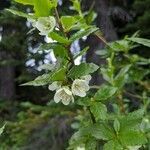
left=54, top=8, right=74, bottom=66
left=124, top=91, right=143, bottom=100
left=88, top=107, right=96, bottom=123
left=117, top=93, right=126, bottom=114
left=54, top=8, right=64, bottom=33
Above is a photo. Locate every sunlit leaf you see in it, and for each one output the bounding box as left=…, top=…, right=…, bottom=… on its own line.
left=127, top=37, right=150, bottom=47
left=68, top=63, right=99, bottom=78
left=94, top=85, right=117, bottom=101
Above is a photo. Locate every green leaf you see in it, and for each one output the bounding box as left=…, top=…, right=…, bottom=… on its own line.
left=15, top=0, right=34, bottom=5
left=90, top=102, right=107, bottom=121
left=71, top=0, right=82, bottom=16
left=104, top=140, right=123, bottom=150
left=77, top=97, right=92, bottom=106
left=70, top=26, right=99, bottom=42
left=129, top=68, right=149, bottom=82
left=114, top=75, right=128, bottom=88
left=113, top=119, right=120, bottom=133
left=53, top=45, right=69, bottom=59
left=33, top=0, right=52, bottom=17
left=60, top=16, right=77, bottom=31
left=127, top=37, right=150, bottom=47
left=51, top=67, right=66, bottom=81
left=90, top=123, right=115, bottom=140
left=68, top=63, right=99, bottom=78
left=101, top=68, right=113, bottom=83
left=49, top=0, right=58, bottom=8
left=120, top=130, right=147, bottom=146
left=116, top=65, right=131, bottom=78
left=21, top=74, right=51, bottom=86
left=49, top=32, right=70, bottom=44
left=0, top=124, right=5, bottom=135
left=114, top=65, right=131, bottom=88
left=15, top=0, right=52, bottom=17
left=74, top=46, right=89, bottom=60
left=39, top=43, right=69, bottom=59
left=140, top=118, right=150, bottom=132
left=85, top=138, right=97, bottom=150
left=38, top=64, right=55, bottom=71
left=109, top=40, right=131, bottom=52
left=119, top=109, right=145, bottom=133
left=24, top=67, right=65, bottom=85
left=68, top=127, right=90, bottom=149
left=6, top=9, right=35, bottom=19
left=85, top=10, right=97, bottom=25
left=94, top=85, right=117, bottom=101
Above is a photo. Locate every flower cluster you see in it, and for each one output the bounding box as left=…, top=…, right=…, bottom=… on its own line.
left=48, top=75, right=91, bottom=105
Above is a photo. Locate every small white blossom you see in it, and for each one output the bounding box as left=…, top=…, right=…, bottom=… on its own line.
left=54, top=87, right=74, bottom=105
left=72, top=79, right=90, bottom=97
left=35, top=16, right=56, bottom=36
left=48, top=81, right=61, bottom=91
left=81, top=75, right=92, bottom=83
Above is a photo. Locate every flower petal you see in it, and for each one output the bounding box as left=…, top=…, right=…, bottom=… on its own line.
left=72, top=89, right=86, bottom=97
left=48, top=81, right=61, bottom=91
left=63, top=87, right=72, bottom=95
left=62, top=98, right=71, bottom=105
left=35, top=16, right=56, bottom=36
left=54, top=89, right=62, bottom=103
left=82, top=82, right=90, bottom=91
left=48, top=82, right=57, bottom=91
left=72, top=79, right=90, bottom=97
left=81, top=75, right=92, bottom=83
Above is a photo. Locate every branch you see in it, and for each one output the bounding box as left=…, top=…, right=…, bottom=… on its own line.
left=54, top=8, right=74, bottom=66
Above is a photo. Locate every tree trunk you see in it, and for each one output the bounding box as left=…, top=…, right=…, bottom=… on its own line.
left=85, top=0, right=118, bottom=85
left=0, top=0, right=15, bottom=100
left=0, top=51, right=15, bottom=100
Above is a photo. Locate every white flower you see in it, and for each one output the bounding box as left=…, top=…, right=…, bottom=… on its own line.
left=72, top=79, right=90, bottom=97
left=35, top=16, right=56, bottom=36
left=81, top=75, right=92, bottom=83
left=54, top=87, right=74, bottom=105
left=48, top=81, right=61, bottom=91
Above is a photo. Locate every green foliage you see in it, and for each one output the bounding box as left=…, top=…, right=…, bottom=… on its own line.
left=6, top=9, right=35, bottom=19
left=0, top=102, right=73, bottom=149
left=90, top=102, right=107, bottom=121
left=94, top=85, right=117, bottom=101
left=127, top=37, right=150, bottom=47
left=15, top=0, right=34, bottom=5
left=15, top=0, right=52, bottom=17
left=0, top=125, right=5, bottom=136
left=49, top=31, right=70, bottom=44
left=68, top=63, right=99, bottom=78
left=21, top=74, right=52, bottom=86
left=113, top=119, right=120, bottom=133
left=6, top=0, right=150, bottom=149
left=61, top=16, right=77, bottom=32
left=103, top=140, right=122, bottom=150
left=70, top=26, right=98, bottom=42
left=51, top=67, right=66, bottom=81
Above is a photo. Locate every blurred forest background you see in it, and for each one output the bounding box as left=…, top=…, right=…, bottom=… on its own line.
left=0, top=0, right=150, bottom=149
